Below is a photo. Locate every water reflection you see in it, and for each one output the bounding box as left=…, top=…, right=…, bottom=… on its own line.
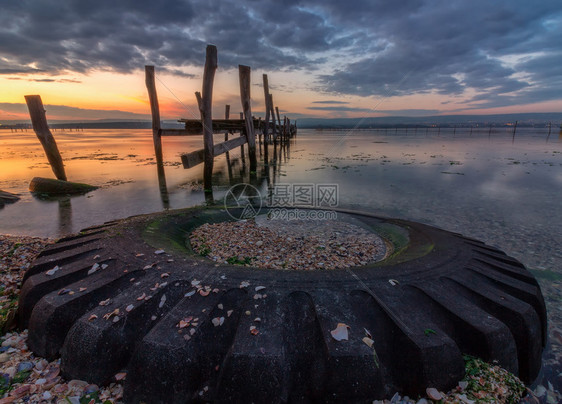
left=0, top=127, right=559, bottom=242
left=200, top=137, right=293, bottom=204
left=156, top=162, right=170, bottom=209
left=58, top=197, right=73, bottom=235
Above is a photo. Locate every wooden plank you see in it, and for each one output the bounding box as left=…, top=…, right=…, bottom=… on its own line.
left=144, top=66, right=163, bottom=165
left=215, top=134, right=247, bottom=156
left=238, top=65, right=256, bottom=172
left=181, top=135, right=247, bottom=168
left=181, top=149, right=206, bottom=169
left=24, top=95, right=67, bottom=181
left=178, top=118, right=261, bottom=133
left=160, top=129, right=202, bottom=136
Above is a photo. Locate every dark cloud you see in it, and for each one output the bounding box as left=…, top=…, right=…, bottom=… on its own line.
left=0, top=0, right=561, bottom=111
left=307, top=106, right=374, bottom=113
left=375, top=109, right=441, bottom=117
left=312, top=100, right=349, bottom=104
left=315, top=0, right=562, bottom=108
left=6, top=77, right=82, bottom=83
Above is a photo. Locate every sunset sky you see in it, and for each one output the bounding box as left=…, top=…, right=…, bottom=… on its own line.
left=1, top=0, right=562, bottom=122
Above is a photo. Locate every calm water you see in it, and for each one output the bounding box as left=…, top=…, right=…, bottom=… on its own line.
left=1, top=127, right=561, bottom=393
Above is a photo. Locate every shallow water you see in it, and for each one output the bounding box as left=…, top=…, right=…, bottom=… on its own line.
left=0, top=127, right=561, bottom=394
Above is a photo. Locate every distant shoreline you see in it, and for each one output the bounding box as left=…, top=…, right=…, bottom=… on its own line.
left=1, top=111, right=561, bottom=130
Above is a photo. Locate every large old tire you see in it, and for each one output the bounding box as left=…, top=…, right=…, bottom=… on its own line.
left=17, top=207, right=546, bottom=403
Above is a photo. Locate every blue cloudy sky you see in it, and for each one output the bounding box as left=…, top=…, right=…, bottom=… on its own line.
left=1, top=0, right=561, bottom=120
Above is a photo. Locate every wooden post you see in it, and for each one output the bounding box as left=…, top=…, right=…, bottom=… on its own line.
left=239, top=65, right=257, bottom=172
left=269, top=94, right=277, bottom=142
left=224, top=104, right=230, bottom=141
left=512, top=120, right=518, bottom=142
left=263, top=74, right=271, bottom=143
left=199, top=45, right=218, bottom=195
left=224, top=104, right=232, bottom=171
left=195, top=92, right=203, bottom=111
left=274, top=105, right=282, bottom=144
left=145, top=66, right=164, bottom=165
left=24, top=95, right=67, bottom=181
left=275, top=107, right=282, bottom=133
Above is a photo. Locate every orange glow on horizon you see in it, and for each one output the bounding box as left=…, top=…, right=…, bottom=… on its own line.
left=2, top=68, right=562, bottom=122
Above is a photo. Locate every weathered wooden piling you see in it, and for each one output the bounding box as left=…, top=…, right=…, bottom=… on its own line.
left=275, top=107, right=282, bottom=134
left=224, top=105, right=230, bottom=142
left=269, top=94, right=277, bottom=142
left=199, top=45, right=218, bottom=194
left=144, top=66, right=164, bottom=166
left=238, top=65, right=257, bottom=172
left=24, top=95, right=67, bottom=181
left=262, top=74, right=271, bottom=144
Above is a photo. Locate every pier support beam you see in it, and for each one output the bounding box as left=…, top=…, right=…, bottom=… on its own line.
left=239, top=65, right=257, bottom=173
left=144, top=66, right=164, bottom=166
left=199, top=45, right=218, bottom=195
left=262, top=74, right=271, bottom=144
left=24, top=95, right=67, bottom=181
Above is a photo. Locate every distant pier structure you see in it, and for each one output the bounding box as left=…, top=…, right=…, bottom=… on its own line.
left=144, top=44, right=296, bottom=193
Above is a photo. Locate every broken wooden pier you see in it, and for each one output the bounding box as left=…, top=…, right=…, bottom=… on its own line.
left=145, top=44, right=297, bottom=193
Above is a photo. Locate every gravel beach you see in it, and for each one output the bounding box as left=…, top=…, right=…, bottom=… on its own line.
left=0, top=235, right=124, bottom=404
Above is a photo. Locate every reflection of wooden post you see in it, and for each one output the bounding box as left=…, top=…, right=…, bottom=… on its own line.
left=144, top=66, right=163, bottom=165
left=199, top=45, right=218, bottom=194
left=24, top=95, right=67, bottom=181
left=157, top=163, right=169, bottom=209
left=239, top=65, right=257, bottom=172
